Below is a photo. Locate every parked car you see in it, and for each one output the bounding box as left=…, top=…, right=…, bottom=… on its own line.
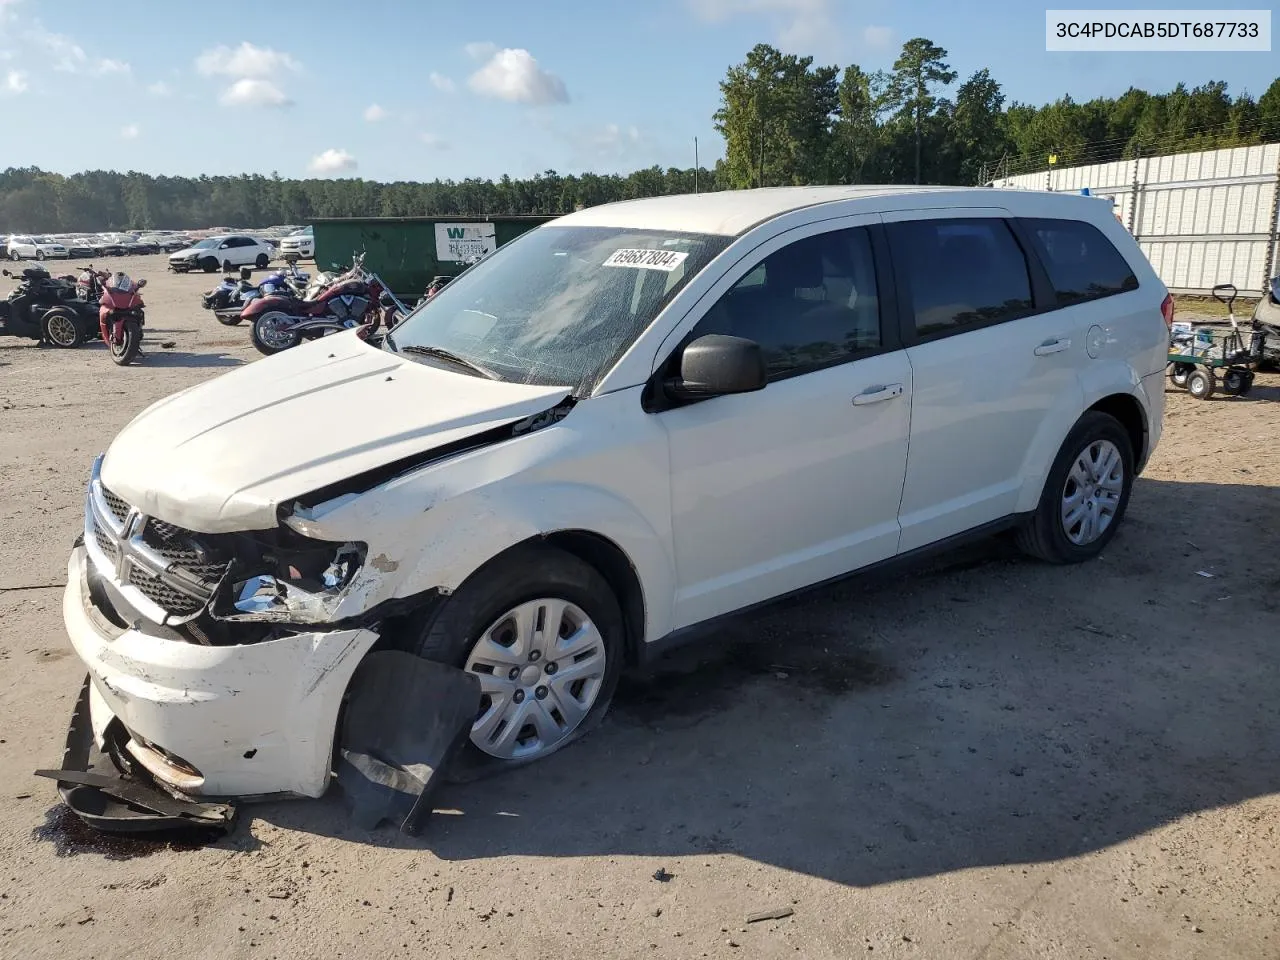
left=95, top=235, right=128, bottom=257
left=7, top=235, right=69, bottom=260
left=168, top=234, right=274, bottom=273
left=279, top=227, right=315, bottom=260
left=64, top=239, right=97, bottom=258
left=60, top=186, right=1169, bottom=821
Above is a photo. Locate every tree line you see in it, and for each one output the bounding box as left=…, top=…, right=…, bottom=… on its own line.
left=2, top=37, right=1277, bottom=233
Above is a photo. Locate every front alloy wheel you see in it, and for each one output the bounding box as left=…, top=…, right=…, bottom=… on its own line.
left=466, top=598, right=608, bottom=760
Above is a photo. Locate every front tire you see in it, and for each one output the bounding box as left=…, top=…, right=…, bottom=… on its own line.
left=1187, top=368, right=1215, bottom=400
left=409, top=544, right=625, bottom=779
left=1169, top=362, right=1194, bottom=389
left=251, top=311, right=301, bottom=354
left=255, top=254, right=270, bottom=269
left=201, top=257, right=219, bottom=273
left=108, top=319, right=142, bottom=365
left=35, top=250, right=45, bottom=261
left=1016, top=411, right=1134, bottom=564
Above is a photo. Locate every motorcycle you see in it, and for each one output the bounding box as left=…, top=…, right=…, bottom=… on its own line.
left=203, top=262, right=312, bottom=325
left=1251, top=275, right=1280, bottom=370
left=242, top=253, right=408, bottom=355
left=99, top=270, right=147, bottom=365
left=75, top=264, right=108, bottom=302
left=0, top=265, right=99, bottom=348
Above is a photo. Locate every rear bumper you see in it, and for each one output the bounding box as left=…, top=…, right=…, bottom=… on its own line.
left=63, top=546, right=378, bottom=799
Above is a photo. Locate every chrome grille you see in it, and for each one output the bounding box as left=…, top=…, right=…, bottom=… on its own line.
left=101, top=488, right=130, bottom=524
left=93, top=525, right=119, bottom=563
left=84, top=460, right=228, bottom=624
left=127, top=567, right=206, bottom=616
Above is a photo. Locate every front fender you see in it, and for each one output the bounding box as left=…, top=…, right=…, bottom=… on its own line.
left=316, top=480, right=674, bottom=644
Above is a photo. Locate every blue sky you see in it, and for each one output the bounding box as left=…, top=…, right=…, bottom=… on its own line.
left=0, top=0, right=1274, bottom=182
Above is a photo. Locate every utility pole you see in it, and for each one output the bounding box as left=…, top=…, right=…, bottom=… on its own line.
left=694, top=137, right=699, bottom=194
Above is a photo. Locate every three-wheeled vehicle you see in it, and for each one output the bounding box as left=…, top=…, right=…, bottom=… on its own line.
left=0, top=265, right=99, bottom=348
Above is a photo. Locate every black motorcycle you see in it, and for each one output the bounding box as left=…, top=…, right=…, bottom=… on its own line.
left=0, top=265, right=99, bottom=348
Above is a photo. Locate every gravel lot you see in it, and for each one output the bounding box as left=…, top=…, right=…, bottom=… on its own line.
left=1, top=256, right=1278, bottom=959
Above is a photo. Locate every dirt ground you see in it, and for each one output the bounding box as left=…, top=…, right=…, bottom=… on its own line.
left=1, top=257, right=1277, bottom=960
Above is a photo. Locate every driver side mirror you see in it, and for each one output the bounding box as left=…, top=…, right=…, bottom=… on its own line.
left=666, top=334, right=767, bottom=400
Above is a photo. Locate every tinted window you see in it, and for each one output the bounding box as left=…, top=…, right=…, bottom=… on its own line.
left=1025, top=217, right=1139, bottom=306
left=889, top=218, right=1033, bottom=339
left=691, top=226, right=881, bottom=380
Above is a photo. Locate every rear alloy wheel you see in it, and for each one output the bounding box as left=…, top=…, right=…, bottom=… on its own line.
left=251, top=311, right=301, bottom=354
left=41, top=309, right=84, bottom=348
left=1016, top=411, right=1134, bottom=564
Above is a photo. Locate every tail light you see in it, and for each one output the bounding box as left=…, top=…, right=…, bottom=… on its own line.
left=1160, top=293, right=1175, bottom=329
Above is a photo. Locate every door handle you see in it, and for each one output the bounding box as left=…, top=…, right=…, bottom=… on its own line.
left=852, top=383, right=904, bottom=406
left=1034, top=338, right=1071, bottom=356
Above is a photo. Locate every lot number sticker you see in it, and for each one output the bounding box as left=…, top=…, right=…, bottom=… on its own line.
left=603, top=248, right=689, bottom=271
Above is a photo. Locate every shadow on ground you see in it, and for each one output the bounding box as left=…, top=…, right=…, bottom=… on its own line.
left=240, top=476, right=1280, bottom=886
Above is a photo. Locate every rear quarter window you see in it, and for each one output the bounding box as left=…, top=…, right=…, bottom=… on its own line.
left=1024, top=217, right=1138, bottom=307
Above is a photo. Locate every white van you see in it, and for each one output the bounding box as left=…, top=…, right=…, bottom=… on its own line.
left=65, top=186, right=1169, bottom=803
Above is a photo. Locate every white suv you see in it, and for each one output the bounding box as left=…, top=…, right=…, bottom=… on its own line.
left=64, top=186, right=1168, bottom=804
left=167, top=234, right=274, bottom=273
left=7, top=234, right=69, bottom=260
left=279, top=227, right=314, bottom=260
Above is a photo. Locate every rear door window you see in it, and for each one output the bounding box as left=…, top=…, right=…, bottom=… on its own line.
left=1023, top=217, right=1139, bottom=307
left=887, top=218, right=1034, bottom=340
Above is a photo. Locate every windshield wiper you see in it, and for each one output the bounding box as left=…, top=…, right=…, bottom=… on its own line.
left=398, top=344, right=500, bottom=380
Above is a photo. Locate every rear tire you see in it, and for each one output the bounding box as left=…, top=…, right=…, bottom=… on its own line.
left=407, top=544, right=625, bottom=781
left=1016, top=411, right=1134, bottom=564
left=108, top=319, right=142, bottom=365
left=215, top=312, right=243, bottom=326
left=40, top=308, right=85, bottom=348
left=250, top=311, right=301, bottom=355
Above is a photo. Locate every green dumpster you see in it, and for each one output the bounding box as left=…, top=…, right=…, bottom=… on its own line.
left=309, top=215, right=558, bottom=298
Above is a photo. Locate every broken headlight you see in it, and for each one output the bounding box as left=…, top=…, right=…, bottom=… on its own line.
left=214, top=528, right=366, bottom=624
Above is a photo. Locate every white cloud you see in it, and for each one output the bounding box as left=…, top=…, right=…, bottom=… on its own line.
left=93, top=58, right=130, bottom=75
left=2, top=67, right=25, bottom=93
left=147, top=80, right=172, bottom=97
left=196, top=42, right=300, bottom=78
left=687, top=0, right=839, bottom=53
left=419, top=132, right=450, bottom=150
left=220, top=78, right=292, bottom=108
left=467, top=47, right=568, bottom=105
left=363, top=103, right=387, bottom=122
left=120, top=123, right=139, bottom=140
left=463, top=41, right=497, bottom=60
left=429, top=71, right=455, bottom=93
left=309, top=148, right=358, bottom=175
left=862, top=24, right=892, bottom=48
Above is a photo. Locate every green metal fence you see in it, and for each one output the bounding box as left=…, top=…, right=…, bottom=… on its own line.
left=310, top=215, right=557, bottom=297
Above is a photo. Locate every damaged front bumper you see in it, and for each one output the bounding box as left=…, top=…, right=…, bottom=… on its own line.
left=61, top=545, right=378, bottom=800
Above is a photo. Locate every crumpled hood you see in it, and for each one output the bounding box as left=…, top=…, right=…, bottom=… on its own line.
left=101, top=334, right=571, bottom=533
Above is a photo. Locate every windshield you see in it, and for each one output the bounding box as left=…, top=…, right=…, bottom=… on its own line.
left=191, top=238, right=219, bottom=249
left=386, top=225, right=730, bottom=393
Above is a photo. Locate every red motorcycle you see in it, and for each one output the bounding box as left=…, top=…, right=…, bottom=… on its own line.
left=99, top=270, right=147, bottom=365
left=242, top=252, right=407, bottom=355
